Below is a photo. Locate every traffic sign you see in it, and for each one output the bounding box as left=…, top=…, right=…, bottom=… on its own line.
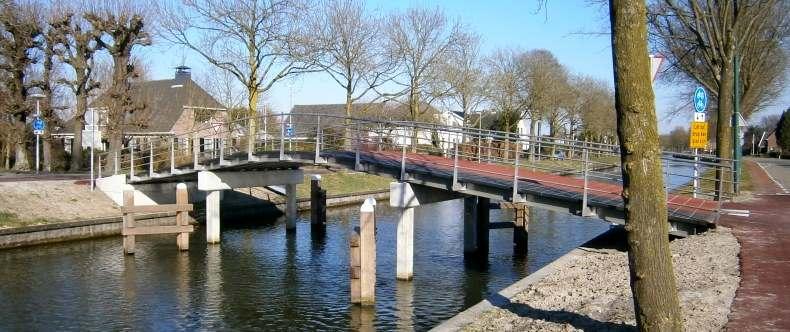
left=694, top=112, right=706, bottom=122
left=32, top=117, right=45, bottom=135
left=285, top=124, right=294, bottom=137
left=693, top=87, right=707, bottom=113
left=689, top=121, right=708, bottom=149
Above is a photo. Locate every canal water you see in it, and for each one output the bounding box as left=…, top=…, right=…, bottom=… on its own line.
left=0, top=200, right=610, bottom=331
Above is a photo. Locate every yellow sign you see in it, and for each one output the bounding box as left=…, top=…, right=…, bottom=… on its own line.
left=689, top=121, right=708, bottom=149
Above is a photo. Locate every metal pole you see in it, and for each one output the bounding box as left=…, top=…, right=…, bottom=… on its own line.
left=130, top=142, right=135, bottom=179
left=114, top=151, right=118, bottom=175
left=487, top=137, right=492, bottom=163
left=170, top=137, right=175, bottom=174
left=315, top=115, right=321, bottom=163
left=280, top=120, right=286, bottom=160
left=452, top=140, right=459, bottom=188
left=355, top=124, right=361, bottom=171
left=582, top=148, right=590, bottom=214
left=148, top=141, right=154, bottom=177
left=733, top=55, right=742, bottom=194
left=35, top=99, right=40, bottom=175
left=193, top=134, right=199, bottom=170
left=693, top=148, right=699, bottom=198
left=219, top=137, right=225, bottom=165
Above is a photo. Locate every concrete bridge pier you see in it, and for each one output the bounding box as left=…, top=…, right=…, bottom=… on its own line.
left=198, top=169, right=304, bottom=244
left=390, top=182, right=463, bottom=281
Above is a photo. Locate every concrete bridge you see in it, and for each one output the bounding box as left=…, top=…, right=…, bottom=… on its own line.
left=96, top=114, right=731, bottom=280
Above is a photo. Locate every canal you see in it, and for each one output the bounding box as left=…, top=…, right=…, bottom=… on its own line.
left=0, top=199, right=610, bottom=331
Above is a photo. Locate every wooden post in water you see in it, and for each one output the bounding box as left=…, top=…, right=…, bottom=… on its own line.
left=513, top=203, right=528, bottom=255
left=350, top=230, right=361, bottom=303
left=123, top=186, right=136, bottom=254
left=311, top=175, right=327, bottom=233
left=477, top=197, right=490, bottom=255
left=176, top=183, right=189, bottom=251
left=351, top=198, right=376, bottom=305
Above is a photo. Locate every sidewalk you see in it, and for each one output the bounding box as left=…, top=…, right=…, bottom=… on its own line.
left=718, top=159, right=790, bottom=331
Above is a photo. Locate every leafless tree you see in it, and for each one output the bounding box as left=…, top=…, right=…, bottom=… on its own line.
left=84, top=1, right=152, bottom=158
left=439, top=31, right=488, bottom=126
left=0, top=0, right=43, bottom=171
left=311, top=0, right=393, bottom=119
left=570, top=75, right=617, bottom=144
left=648, top=0, right=789, bottom=192
left=484, top=48, right=528, bottom=133
left=158, top=0, right=318, bottom=154
left=385, top=6, right=466, bottom=149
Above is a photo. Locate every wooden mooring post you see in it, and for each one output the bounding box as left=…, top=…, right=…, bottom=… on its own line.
left=513, top=203, right=529, bottom=255
left=311, top=175, right=327, bottom=233
left=350, top=198, right=376, bottom=305
left=121, top=183, right=194, bottom=255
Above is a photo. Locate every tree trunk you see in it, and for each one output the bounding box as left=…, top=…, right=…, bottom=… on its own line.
left=715, top=57, right=734, bottom=197
left=70, top=96, right=87, bottom=171
left=12, top=119, right=30, bottom=171
left=344, top=87, right=353, bottom=149
left=43, top=135, right=52, bottom=172
left=409, top=90, right=420, bottom=153
left=247, top=89, right=259, bottom=154
left=609, top=1, right=683, bottom=331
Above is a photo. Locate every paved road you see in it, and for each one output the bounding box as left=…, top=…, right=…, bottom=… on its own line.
left=751, top=157, right=790, bottom=193
left=719, top=159, right=790, bottom=331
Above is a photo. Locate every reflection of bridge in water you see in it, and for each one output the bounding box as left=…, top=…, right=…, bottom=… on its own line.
left=96, top=114, right=731, bottom=279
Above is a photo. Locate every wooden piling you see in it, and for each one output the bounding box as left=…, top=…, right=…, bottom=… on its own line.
left=513, top=203, right=528, bottom=254
left=350, top=230, right=361, bottom=304
left=123, top=187, right=136, bottom=255
left=351, top=198, right=376, bottom=305
left=176, top=183, right=189, bottom=250
left=476, top=197, right=490, bottom=254
left=311, top=175, right=327, bottom=232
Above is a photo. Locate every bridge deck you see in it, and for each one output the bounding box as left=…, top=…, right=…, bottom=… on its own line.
left=125, top=149, right=719, bottom=228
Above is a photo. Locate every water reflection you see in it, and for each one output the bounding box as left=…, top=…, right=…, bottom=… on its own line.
left=0, top=199, right=609, bottom=331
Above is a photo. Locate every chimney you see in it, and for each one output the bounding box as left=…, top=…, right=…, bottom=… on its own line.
left=175, top=65, right=191, bottom=82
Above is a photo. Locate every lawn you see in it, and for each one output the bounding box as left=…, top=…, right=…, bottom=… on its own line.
left=295, top=171, right=392, bottom=199
left=0, top=211, right=53, bottom=229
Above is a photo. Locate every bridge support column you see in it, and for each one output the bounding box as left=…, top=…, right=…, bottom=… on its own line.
left=206, top=190, right=221, bottom=244
left=286, top=183, right=297, bottom=231
left=476, top=197, right=490, bottom=254
left=463, top=197, right=478, bottom=254
left=396, top=206, right=414, bottom=280
left=513, top=203, right=528, bottom=256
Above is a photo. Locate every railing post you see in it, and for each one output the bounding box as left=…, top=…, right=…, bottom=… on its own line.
left=377, top=124, right=382, bottom=152
left=355, top=125, right=361, bottom=171
left=512, top=141, right=520, bottom=202
left=582, top=148, right=592, bottom=216
left=219, top=137, right=226, bottom=165
left=315, top=115, right=322, bottom=163
left=247, top=118, right=254, bottom=161
left=692, top=148, right=699, bottom=198
left=130, top=142, right=135, bottom=179
left=149, top=141, right=154, bottom=177
left=170, top=137, right=176, bottom=174
left=487, top=137, right=492, bottom=164
left=477, top=131, right=482, bottom=164
left=400, top=144, right=406, bottom=181
left=280, top=120, right=286, bottom=160
left=452, top=140, right=460, bottom=189
left=193, top=134, right=199, bottom=170
left=114, top=151, right=118, bottom=175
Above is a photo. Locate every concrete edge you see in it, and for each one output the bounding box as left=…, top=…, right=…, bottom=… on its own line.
left=429, top=228, right=617, bottom=332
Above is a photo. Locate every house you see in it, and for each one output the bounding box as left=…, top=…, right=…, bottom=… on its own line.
left=54, top=66, right=228, bottom=152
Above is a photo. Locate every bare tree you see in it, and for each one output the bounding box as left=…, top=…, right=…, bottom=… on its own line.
left=649, top=0, right=789, bottom=192
left=439, top=31, right=487, bottom=126
left=484, top=48, right=528, bottom=133
left=84, top=2, right=152, bottom=158
left=386, top=6, right=466, bottom=149
left=49, top=6, right=101, bottom=170
left=571, top=75, right=617, bottom=144
left=611, top=0, right=683, bottom=329
left=158, top=0, right=317, bottom=155
left=0, top=0, right=43, bottom=171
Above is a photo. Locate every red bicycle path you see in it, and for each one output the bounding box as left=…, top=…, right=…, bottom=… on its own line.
left=718, top=160, right=790, bottom=331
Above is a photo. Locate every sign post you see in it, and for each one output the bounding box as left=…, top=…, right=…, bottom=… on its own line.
left=30, top=93, right=46, bottom=175
left=690, top=87, right=708, bottom=198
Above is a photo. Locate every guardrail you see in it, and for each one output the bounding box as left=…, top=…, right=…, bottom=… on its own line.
left=96, top=113, right=735, bottom=211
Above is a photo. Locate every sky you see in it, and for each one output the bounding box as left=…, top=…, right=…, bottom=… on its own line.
left=140, top=0, right=789, bottom=134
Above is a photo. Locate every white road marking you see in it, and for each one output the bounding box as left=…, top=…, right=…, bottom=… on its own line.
left=756, top=162, right=789, bottom=194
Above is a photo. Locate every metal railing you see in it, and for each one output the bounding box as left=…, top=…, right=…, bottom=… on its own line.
left=97, top=113, right=736, bottom=213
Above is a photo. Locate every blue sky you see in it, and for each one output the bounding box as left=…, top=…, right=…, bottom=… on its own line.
left=141, top=0, right=788, bottom=133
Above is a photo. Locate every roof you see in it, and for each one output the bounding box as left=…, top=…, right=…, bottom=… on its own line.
left=60, top=76, right=225, bottom=135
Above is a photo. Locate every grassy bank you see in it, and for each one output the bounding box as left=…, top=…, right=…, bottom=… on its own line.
left=673, top=166, right=752, bottom=197
left=295, top=171, right=392, bottom=199
left=0, top=211, right=55, bottom=229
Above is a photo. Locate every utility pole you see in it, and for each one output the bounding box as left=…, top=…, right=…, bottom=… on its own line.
left=733, top=56, right=742, bottom=194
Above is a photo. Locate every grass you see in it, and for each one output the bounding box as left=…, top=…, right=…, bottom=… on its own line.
left=0, top=211, right=53, bottom=229
left=295, top=171, right=392, bottom=199
left=672, top=165, right=752, bottom=198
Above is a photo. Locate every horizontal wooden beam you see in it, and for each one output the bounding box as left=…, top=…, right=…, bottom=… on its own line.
left=122, top=225, right=194, bottom=236
left=121, top=204, right=193, bottom=214
left=488, top=221, right=514, bottom=229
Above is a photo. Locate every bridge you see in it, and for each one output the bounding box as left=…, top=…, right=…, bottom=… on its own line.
left=95, top=114, right=732, bottom=279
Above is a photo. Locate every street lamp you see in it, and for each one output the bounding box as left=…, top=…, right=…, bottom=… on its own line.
left=29, top=92, right=46, bottom=175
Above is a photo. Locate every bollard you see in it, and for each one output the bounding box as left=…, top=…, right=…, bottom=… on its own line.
left=122, top=186, right=136, bottom=254
left=351, top=198, right=376, bottom=305
left=311, top=175, right=327, bottom=233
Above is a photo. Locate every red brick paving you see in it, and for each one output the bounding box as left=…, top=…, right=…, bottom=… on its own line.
left=718, top=160, right=790, bottom=331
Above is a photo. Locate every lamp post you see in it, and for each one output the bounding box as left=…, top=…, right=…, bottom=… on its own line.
left=29, top=93, right=46, bottom=174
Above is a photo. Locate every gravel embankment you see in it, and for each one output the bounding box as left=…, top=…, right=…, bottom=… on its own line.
left=464, top=228, right=740, bottom=331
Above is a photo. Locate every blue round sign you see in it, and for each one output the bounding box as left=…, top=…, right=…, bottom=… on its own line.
left=32, top=117, right=45, bottom=131
left=285, top=124, right=294, bottom=137
left=693, top=87, right=707, bottom=113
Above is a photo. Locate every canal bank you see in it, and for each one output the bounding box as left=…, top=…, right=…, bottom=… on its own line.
left=434, top=226, right=740, bottom=331
left=0, top=188, right=388, bottom=249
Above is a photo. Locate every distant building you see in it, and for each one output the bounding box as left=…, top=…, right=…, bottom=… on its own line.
left=54, top=66, right=228, bottom=151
